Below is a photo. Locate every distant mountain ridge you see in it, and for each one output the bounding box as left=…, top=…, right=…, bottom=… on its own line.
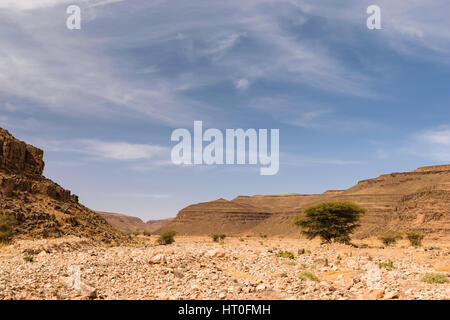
left=161, top=165, right=450, bottom=238
left=97, top=211, right=173, bottom=234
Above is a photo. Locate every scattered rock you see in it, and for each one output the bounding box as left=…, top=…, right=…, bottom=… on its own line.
left=80, top=283, right=97, bottom=299
left=208, top=248, right=225, bottom=258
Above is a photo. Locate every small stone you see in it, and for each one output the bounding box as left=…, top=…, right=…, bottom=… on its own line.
left=151, top=253, right=166, bottom=264
left=367, top=289, right=385, bottom=300
left=384, top=290, right=400, bottom=300
left=256, top=284, right=266, bottom=291
left=208, top=248, right=225, bottom=258
left=80, top=283, right=97, bottom=299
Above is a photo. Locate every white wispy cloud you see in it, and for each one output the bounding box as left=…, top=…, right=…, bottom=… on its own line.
left=0, top=0, right=124, bottom=10
left=281, top=152, right=363, bottom=167
left=0, top=2, right=209, bottom=126
left=30, top=138, right=169, bottom=162
left=78, top=139, right=167, bottom=161
left=235, top=78, right=250, bottom=90
left=409, top=126, right=450, bottom=161
left=116, top=193, right=171, bottom=199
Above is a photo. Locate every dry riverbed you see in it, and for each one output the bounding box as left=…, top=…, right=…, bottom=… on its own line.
left=0, top=236, right=449, bottom=300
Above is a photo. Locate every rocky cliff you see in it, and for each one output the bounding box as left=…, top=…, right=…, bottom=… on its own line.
left=165, top=165, right=450, bottom=238
left=0, top=128, right=124, bottom=243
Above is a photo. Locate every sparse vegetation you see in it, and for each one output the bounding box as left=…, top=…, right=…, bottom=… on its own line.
left=0, top=214, right=17, bottom=244
left=211, top=233, right=226, bottom=242
left=357, top=269, right=365, bottom=274
left=276, top=250, right=295, bottom=259
left=378, top=259, right=394, bottom=270
left=259, top=233, right=268, bottom=238
left=143, top=231, right=151, bottom=237
left=421, top=273, right=449, bottom=284
left=406, top=231, right=424, bottom=247
left=378, top=231, right=402, bottom=246
left=298, top=271, right=319, bottom=282
left=293, top=201, right=365, bottom=244
left=157, top=230, right=177, bottom=245
left=24, top=255, right=34, bottom=263
left=283, top=261, right=297, bottom=266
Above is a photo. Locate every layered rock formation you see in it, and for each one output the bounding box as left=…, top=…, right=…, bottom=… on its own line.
left=0, top=128, right=123, bottom=243
left=162, top=198, right=273, bottom=235
left=166, top=165, right=450, bottom=238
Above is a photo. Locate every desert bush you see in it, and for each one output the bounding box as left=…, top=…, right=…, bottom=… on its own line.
left=24, top=255, right=34, bottom=263
left=143, top=231, right=151, bottom=237
left=0, top=214, right=17, bottom=244
left=421, top=273, right=449, bottom=284
left=406, top=231, right=424, bottom=247
left=378, top=259, right=394, bottom=269
left=211, top=233, right=226, bottom=242
left=293, top=201, right=365, bottom=244
left=259, top=233, right=268, bottom=238
left=298, top=271, right=319, bottom=282
left=276, top=250, right=294, bottom=259
left=378, top=231, right=402, bottom=246
left=157, top=230, right=177, bottom=245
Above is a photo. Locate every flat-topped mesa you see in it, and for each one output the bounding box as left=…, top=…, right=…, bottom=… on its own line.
left=0, top=128, right=44, bottom=176
left=412, top=164, right=450, bottom=173
left=162, top=198, right=273, bottom=234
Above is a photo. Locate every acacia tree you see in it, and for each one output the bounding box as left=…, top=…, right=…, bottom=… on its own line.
left=293, top=201, right=365, bottom=244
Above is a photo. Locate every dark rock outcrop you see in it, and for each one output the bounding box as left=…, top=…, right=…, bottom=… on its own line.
left=0, top=128, right=124, bottom=243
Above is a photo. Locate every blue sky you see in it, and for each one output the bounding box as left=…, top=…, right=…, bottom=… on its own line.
left=1, top=0, right=450, bottom=220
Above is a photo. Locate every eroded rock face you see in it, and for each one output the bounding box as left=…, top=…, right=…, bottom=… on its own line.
left=163, top=198, right=273, bottom=235
left=165, top=165, right=450, bottom=238
left=0, top=128, right=44, bottom=176
left=0, top=127, right=124, bottom=243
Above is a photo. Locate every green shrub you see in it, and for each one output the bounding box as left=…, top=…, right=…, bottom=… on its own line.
left=406, top=231, right=424, bottom=247
left=211, top=233, right=226, bottom=242
left=276, top=250, right=295, bottom=259
left=24, top=255, right=34, bottom=263
left=0, top=214, right=17, bottom=244
left=378, top=259, right=394, bottom=269
left=378, top=231, right=402, bottom=246
left=283, top=261, right=297, bottom=266
left=421, top=273, right=449, bottom=284
left=298, top=271, right=319, bottom=282
left=157, top=230, right=177, bottom=245
left=143, top=231, right=151, bottom=237
left=293, top=201, right=365, bottom=244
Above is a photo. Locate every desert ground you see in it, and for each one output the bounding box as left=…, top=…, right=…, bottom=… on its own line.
left=0, top=235, right=448, bottom=300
